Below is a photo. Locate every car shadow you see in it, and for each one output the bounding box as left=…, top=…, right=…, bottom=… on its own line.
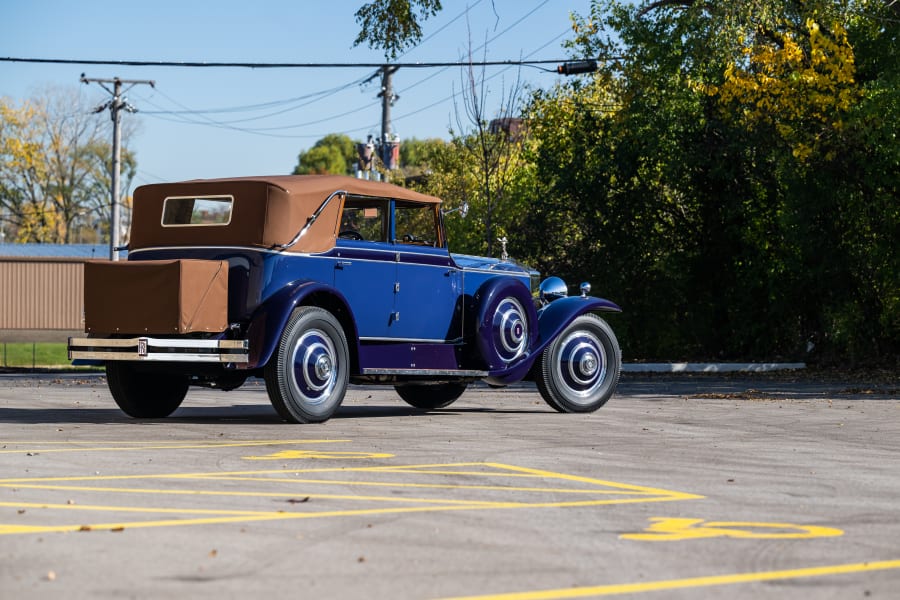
left=0, top=403, right=552, bottom=425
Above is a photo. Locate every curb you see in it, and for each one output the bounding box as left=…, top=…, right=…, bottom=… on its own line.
left=623, top=363, right=806, bottom=373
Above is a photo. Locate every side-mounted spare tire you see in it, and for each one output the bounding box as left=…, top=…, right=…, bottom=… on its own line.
left=473, top=278, right=538, bottom=371
left=536, top=313, right=621, bottom=412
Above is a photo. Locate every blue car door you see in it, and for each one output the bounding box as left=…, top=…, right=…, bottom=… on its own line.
left=392, top=247, right=462, bottom=342
left=390, top=201, right=462, bottom=342
left=333, top=198, right=395, bottom=340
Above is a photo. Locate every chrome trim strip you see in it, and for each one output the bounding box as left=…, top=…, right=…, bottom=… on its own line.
left=359, top=336, right=452, bottom=343
left=280, top=189, right=346, bottom=250
left=361, top=368, right=487, bottom=376
left=129, top=245, right=318, bottom=257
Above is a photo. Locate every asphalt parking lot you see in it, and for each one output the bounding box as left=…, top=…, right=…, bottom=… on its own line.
left=1, top=372, right=898, bottom=599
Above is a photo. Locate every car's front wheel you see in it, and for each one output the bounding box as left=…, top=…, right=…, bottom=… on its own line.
left=265, top=306, right=349, bottom=423
left=395, top=382, right=468, bottom=409
left=106, top=362, right=189, bottom=418
left=536, top=314, right=621, bottom=412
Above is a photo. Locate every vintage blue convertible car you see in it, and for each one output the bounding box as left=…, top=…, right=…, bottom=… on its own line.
left=68, top=175, right=621, bottom=423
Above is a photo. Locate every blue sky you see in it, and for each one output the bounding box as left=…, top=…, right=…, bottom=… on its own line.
left=1, top=0, right=597, bottom=186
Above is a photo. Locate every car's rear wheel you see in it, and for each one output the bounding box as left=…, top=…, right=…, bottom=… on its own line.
left=536, top=314, right=621, bottom=412
left=265, top=306, right=349, bottom=423
left=106, top=362, right=189, bottom=418
left=395, top=382, right=468, bottom=409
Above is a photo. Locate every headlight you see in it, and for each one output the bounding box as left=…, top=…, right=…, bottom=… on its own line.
left=539, top=277, right=568, bottom=303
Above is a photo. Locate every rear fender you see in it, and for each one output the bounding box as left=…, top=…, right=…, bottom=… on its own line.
left=245, top=281, right=357, bottom=370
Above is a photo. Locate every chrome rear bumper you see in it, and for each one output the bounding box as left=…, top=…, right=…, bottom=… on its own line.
left=67, top=337, right=249, bottom=363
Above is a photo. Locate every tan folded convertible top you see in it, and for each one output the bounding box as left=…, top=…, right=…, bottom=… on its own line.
left=128, top=174, right=442, bottom=253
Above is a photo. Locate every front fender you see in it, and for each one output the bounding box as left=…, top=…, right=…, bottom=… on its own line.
left=484, top=295, right=621, bottom=385
left=245, top=280, right=356, bottom=369
left=536, top=296, right=621, bottom=349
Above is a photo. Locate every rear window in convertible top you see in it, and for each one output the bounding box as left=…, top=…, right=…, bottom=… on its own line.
left=162, top=196, right=233, bottom=226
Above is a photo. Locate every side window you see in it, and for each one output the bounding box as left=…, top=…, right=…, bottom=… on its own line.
left=394, top=202, right=438, bottom=246
left=339, top=197, right=387, bottom=242
left=162, top=196, right=233, bottom=226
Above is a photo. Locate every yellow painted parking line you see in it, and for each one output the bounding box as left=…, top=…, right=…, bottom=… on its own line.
left=1, top=500, right=279, bottom=516
left=2, top=502, right=555, bottom=536
left=436, top=559, right=900, bottom=600
left=186, top=474, right=656, bottom=495
left=0, top=463, right=701, bottom=503
left=0, top=461, right=701, bottom=536
left=0, top=439, right=350, bottom=454
left=0, top=485, right=511, bottom=506
left=621, top=517, right=843, bottom=541
left=244, top=450, right=395, bottom=460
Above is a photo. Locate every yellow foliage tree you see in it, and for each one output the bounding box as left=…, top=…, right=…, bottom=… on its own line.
left=713, top=19, right=861, bottom=161
left=0, top=89, right=136, bottom=244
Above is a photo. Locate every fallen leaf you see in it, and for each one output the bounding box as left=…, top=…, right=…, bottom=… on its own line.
left=209, top=549, right=218, bottom=558
left=78, top=525, right=92, bottom=532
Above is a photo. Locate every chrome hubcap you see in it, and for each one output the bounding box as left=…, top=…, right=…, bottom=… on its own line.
left=289, top=328, right=338, bottom=406
left=494, top=297, right=528, bottom=362
left=555, top=330, right=607, bottom=404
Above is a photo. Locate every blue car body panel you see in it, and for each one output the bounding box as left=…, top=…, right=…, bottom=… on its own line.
left=128, top=239, right=616, bottom=384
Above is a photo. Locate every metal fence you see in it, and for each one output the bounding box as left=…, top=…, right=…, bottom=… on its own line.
left=0, top=257, right=86, bottom=335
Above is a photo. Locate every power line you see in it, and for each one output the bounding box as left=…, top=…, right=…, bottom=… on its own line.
left=138, top=76, right=369, bottom=117
left=398, top=0, right=556, bottom=97
left=129, top=3, right=493, bottom=126
left=1, top=56, right=581, bottom=69
left=21, top=3, right=603, bottom=144
left=391, top=27, right=576, bottom=129
left=128, top=26, right=601, bottom=140
left=396, top=0, right=486, bottom=58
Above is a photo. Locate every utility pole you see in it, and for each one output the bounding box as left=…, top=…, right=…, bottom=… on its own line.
left=80, top=74, right=154, bottom=260
left=378, top=65, right=399, bottom=171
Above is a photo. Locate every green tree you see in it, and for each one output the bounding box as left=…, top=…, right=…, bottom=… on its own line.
left=293, top=133, right=359, bottom=175
left=416, top=129, right=534, bottom=258
left=354, top=0, right=442, bottom=59
left=518, top=0, right=897, bottom=364
left=399, top=137, right=445, bottom=169
left=0, top=87, right=134, bottom=244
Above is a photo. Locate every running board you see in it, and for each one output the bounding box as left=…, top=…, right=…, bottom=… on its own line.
left=362, top=368, right=487, bottom=377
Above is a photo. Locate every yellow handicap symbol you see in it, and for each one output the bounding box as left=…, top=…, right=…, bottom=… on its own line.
left=621, top=517, right=843, bottom=541
left=243, top=450, right=395, bottom=460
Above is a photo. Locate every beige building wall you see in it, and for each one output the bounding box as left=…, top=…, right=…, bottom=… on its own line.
left=0, top=258, right=87, bottom=340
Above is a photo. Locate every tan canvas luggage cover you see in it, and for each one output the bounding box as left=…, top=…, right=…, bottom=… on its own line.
left=84, top=259, right=228, bottom=334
